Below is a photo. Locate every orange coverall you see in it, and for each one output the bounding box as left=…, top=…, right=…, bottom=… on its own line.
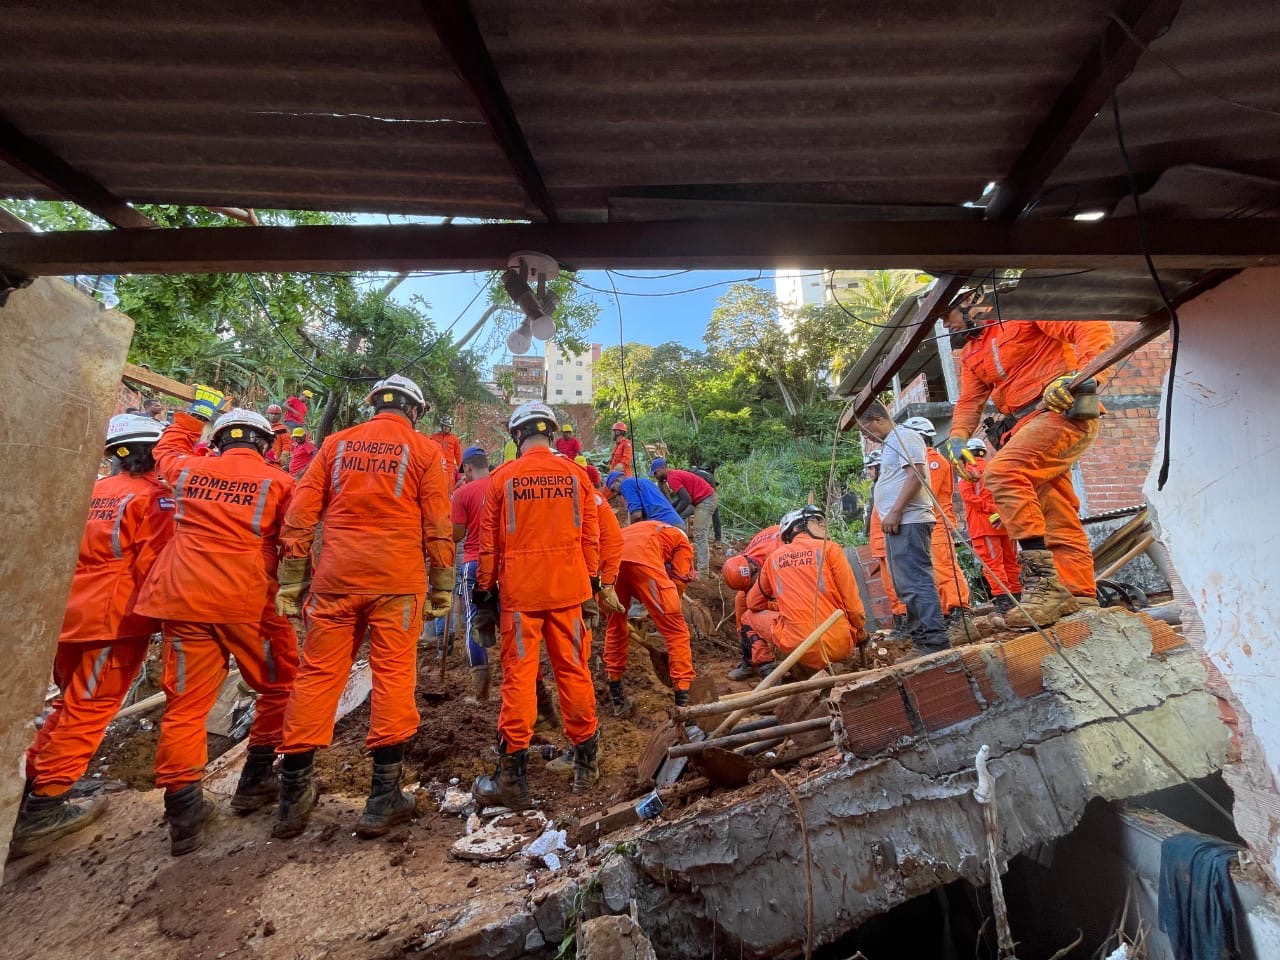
left=604, top=521, right=696, bottom=690
left=925, top=448, right=971, bottom=614
left=279, top=412, right=454, bottom=751
left=951, top=319, right=1113, bottom=598
left=478, top=446, right=600, bottom=752
left=958, top=458, right=1022, bottom=598
left=868, top=505, right=906, bottom=618
left=744, top=533, right=867, bottom=670
left=608, top=437, right=634, bottom=478
left=267, top=424, right=293, bottom=469
left=135, top=412, right=300, bottom=789
left=732, top=524, right=783, bottom=634
left=595, top=491, right=623, bottom=585
left=429, top=429, right=464, bottom=487
left=25, top=472, right=175, bottom=795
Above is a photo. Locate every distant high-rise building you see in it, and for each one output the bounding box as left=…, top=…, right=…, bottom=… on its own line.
left=545, top=340, right=602, bottom=405
left=493, top=355, right=547, bottom=405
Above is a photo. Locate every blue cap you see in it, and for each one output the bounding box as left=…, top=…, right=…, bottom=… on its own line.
left=649, top=457, right=667, bottom=475
left=605, top=470, right=624, bottom=488
left=462, top=445, right=486, bottom=461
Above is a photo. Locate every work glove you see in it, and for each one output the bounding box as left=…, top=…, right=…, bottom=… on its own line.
left=426, top=565, right=456, bottom=619
left=581, top=596, right=600, bottom=631
left=598, top=582, right=626, bottom=615
left=940, top=436, right=978, bottom=481
left=188, top=384, right=228, bottom=422
left=1041, top=371, right=1078, bottom=414
left=275, top=556, right=310, bottom=618
left=989, top=512, right=1003, bottom=528
left=472, top=586, right=499, bottom=648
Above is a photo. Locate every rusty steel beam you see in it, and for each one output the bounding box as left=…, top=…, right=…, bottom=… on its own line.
left=421, top=1, right=557, bottom=223
left=2, top=219, right=1277, bottom=277
left=984, top=0, right=1185, bottom=220
left=0, top=117, right=156, bottom=229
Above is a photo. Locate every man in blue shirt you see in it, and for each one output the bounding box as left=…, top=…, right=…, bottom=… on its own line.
left=605, top=470, right=685, bottom=530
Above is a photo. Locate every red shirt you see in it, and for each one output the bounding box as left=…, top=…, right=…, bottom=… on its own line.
left=555, top=437, right=582, bottom=459
left=665, top=469, right=714, bottom=504
left=450, top=475, right=491, bottom=563
left=289, top=439, right=317, bottom=478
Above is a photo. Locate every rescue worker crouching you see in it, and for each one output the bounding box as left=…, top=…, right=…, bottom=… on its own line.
left=743, top=506, right=868, bottom=680
left=12, top=415, right=176, bottom=857
left=472, top=402, right=604, bottom=808
left=134, top=392, right=301, bottom=856
left=722, top=523, right=782, bottom=680
left=272, top=374, right=454, bottom=840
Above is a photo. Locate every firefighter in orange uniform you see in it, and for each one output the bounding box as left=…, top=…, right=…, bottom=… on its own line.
left=903, top=417, right=974, bottom=643
left=940, top=288, right=1114, bottom=628
left=134, top=393, right=301, bottom=856
left=744, top=506, right=868, bottom=677
left=12, top=416, right=175, bottom=856
left=603, top=520, right=697, bottom=713
left=472, top=402, right=604, bottom=807
left=607, top=421, right=633, bottom=478
left=722, top=523, right=782, bottom=680
left=865, top=451, right=908, bottom=639
left=272, top=374, right=454, bottom=840
left=264, top=403, right=292, bottom=469
left=956, top=438, right=1022, bottom=616
left=428, top=414, right=464, bottom=488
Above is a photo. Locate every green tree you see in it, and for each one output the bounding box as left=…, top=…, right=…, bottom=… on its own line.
left=704, top=284, right=801, bottom=416
left=826, top=269, right=919, bottom=377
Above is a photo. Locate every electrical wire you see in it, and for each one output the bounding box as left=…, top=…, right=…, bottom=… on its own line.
left=572, top=271, right=767, bottom=298
left=604, top=269, right=645, bottom=515
left=1111, top=94, right=1180, bottom=489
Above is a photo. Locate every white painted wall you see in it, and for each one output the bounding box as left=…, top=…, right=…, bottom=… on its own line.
left=1144, top=267, right=1280, bottom=880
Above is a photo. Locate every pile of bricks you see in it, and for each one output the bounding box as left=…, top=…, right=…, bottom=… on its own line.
left=834, top=611, right=1185, bottom=757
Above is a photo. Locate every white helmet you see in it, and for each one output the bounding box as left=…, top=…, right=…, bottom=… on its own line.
left=779, top=504, right=825, bottom=543
left=966, top=438, right=988, bottom=452
left=104, top=414, right=164, bottom=453
left=211, top=408, right=274, bottom=450
left=365, top=374, right=426, bottom=409
left=902, top=416, right=936, bottom=437
left=864, top=449, right=882, bottom=467
left=508, top=401, right=558, bottom=439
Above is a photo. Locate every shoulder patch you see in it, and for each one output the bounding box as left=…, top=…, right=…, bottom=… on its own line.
left=929, top=461, right=939, bottom=470
left=158, top=497, right=176, bottom=511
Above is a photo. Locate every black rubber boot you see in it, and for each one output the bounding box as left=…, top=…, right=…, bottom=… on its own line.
left=472, top=745, right=530, bottom=809
left=728, top=628, right=754, bottom=680
left=469, top=665, right=491, bottom=703
left=673, top=688, right=690, bottom=708
left=231, top=745, right=279, bottom=815
left=356, top=744, right=416, bottom=839
left=272, top=751, right=318, bottom=839
left=991, top=593, right=1015, bottom=616
left=8, top=790, right=108, bottom=857
left=572, top=732, right=600, bottom=795
left=165, top=784, right=214, bottom=856
left=608, top=680, right=635, bottom=718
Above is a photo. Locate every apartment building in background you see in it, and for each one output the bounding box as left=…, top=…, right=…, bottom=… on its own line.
left=493, top=355, right=547, bottom=404
left=545, top=340, right=602, bottom=404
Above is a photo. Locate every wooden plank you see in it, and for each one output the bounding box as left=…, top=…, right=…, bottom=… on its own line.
left=121, top=361, right=195, bottom=401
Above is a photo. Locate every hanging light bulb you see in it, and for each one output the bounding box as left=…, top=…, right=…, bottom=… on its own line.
left=530, top=312, right=557, bottom=341
left=507, top=320, right=533, bottom=355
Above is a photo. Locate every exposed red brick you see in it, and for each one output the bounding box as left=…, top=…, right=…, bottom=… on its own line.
left=998, top=633, right=1054, bottom=697
left=837, top=674, right=915, bottom=756
left=900, top=655, right=982, bottom=732
left=1049, top=620, right=1091, bottom=649
left=959, top=646, right=1000, bottom=706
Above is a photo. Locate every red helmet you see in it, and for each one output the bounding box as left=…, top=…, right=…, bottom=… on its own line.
left=266, top=403, right=283, bottom=414
left=721, top=554, right=759, bottom=592
left=612, top=421, right=628, bottom=433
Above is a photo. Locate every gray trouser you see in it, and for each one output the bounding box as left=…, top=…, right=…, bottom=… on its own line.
left=689, top=492, right=719, bottom=571
left=884, top=521, right=950, bottom=651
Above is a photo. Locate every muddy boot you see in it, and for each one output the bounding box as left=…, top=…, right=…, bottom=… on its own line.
left=469, top=665, right=491, bottom=703
left=991, top=593, right=1015, bottom=617
left=472, top=745, right=529, bottom=809
left=356, top=744, right=415, bottom=839
left=545, top=748, right=574, bottom=777
left=727, top=662, right=755, bottom=681
left=165, top=784, right=214, bottom=856
left=673, top=688, right=690, bottom=708
left=535, top=677, right=561, bottom=727
left=272, top=752, right=318, bottom=839
left=607, top=680, right=635, bottom=718
left=230, top=746, right=279, bottom=815
left=572, top=732, right=600, bottom=795
left=945, top=608, right=978, bottom=646
left=886, top=613, right=910, bottom=643
left=1002, top=550, right=1079, bottom=630
left=8, top=790, right=108, bottom=857
left=1074, top=595, right=1101, bottom=608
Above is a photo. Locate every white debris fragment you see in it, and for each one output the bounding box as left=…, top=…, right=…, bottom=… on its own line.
left=465, top=813, right=481, bottom=835
left=441, top=785, right=473, bottom=815
left=1104, top=946, right=1130, bottom=960
left=521, top=827, right=569, bottom=870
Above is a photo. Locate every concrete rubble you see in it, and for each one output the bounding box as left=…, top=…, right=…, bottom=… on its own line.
left=423, top=608, right=1229, bottom=959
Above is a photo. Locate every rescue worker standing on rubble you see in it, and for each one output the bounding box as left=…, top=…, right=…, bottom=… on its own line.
left=744, top=506, right=867, bottom=677
left=603, top=520, right=697, bottom=713
left=940, top=288, right=1113, bottom=628
left=903, top=416, right=975, bottom=644
left=722, top=523, right=782, bottom=680
left=856, top=401, right=951, bottom=657
left=429, top=414, right=464, bottom=488
left=272, top=374, right=454, bottom=840
left=471, top=402, right=606, bottom=807
left=451, top=446, right=494, bottom=701
left=864, top=451, right=909, bottom=641
left=12, top=415, right=175, bottom=857
left=607, top=421, right=633, bottom=478
left=956, top=438, right=1022, bottom=618
left=134, top=390, right=301, bottom=856
left=651, top=458, right=718, bottom=574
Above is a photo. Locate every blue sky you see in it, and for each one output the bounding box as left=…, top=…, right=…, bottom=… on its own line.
left=391, top=269, right=772, bottom=368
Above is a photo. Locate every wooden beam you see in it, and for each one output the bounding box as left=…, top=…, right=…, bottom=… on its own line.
left=838, top=276, right=969, bottom=429
left=2, top=220, right=1277, bottom=277
left=421, top=1, right=557, bottom=223
left=0, top=117, right=156, bottom=229
left=984, top=0, right=1185, bottom=220
left=121, top=362, right=195, bottom=401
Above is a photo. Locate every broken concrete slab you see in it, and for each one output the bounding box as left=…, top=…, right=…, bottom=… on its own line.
left=576, top=914, right=657, bottom=960
left=452, top=811, right=548, bottom=863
